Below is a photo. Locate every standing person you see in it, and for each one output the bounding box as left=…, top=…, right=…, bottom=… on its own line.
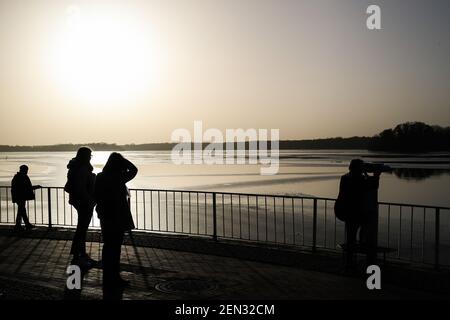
left=336, top=159, right=381, bottom=270
left=94, top=153, right=137, bottom=294
left=360, top=166, right=381, bottom=266
left=65, top=147, right=96, bottom=266
left=336, top=159, right=367, bottom=270
left=11, top=165, right=41, bottom=231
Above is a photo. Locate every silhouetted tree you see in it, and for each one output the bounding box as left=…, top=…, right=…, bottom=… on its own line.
left=368, top=122, right=450, bottom=152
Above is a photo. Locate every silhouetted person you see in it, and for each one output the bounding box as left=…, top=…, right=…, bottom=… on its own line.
left=65, top=147, right=96, bottom=266
left=11, top=165, right=41, bottom=231
left=94, top=153, right=137, bottom=298
left=360, top=167, right=381, bottom=266
left=336, top=159, right=380, bottom=270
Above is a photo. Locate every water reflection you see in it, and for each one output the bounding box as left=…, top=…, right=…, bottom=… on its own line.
left=390, top=168, right=450, bottom=181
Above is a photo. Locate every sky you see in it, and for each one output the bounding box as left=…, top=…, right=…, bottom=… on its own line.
left=0, top=0, right=449, bottom=145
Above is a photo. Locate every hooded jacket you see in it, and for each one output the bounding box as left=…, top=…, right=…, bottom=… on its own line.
left=94, top=160, right=137, bottom=232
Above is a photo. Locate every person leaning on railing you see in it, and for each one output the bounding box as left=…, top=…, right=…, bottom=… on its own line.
left=11, top=165, right=42, bottom=231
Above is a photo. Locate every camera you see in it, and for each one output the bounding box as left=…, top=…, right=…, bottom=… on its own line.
left=363, top=162, right=392, bottom=173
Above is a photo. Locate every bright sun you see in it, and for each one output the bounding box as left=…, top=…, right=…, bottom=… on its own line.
left=52, top=5, right=162, bottom=105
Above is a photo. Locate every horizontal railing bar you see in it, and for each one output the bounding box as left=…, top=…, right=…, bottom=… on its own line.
left=123, top=188, right=330, bottom=201
left=378, top=201, right=450, bottom=210
left=1, top=186, right=449, bottom=211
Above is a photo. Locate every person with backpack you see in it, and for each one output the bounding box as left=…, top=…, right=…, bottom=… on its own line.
left=65, top=147, right=96, bottom=266
left=11, top=165, right=41, bottom=231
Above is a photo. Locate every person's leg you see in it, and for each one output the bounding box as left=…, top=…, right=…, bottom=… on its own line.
left=70, top=205, right=82, bottom=257
left=71, top=205, right=93, bottom=258
left=78, top=208, right=93, bottom=258
left=360, top=212, right=378, bottom=266
left=345, top=221, right=359, bottom=268
left=21, top=202, right=32, bottom=228
left=102, top=227, right=114, bottom=284
left=102, top=228, right=126, bottom=300
left=102, top=229, right=125, bottom=285
left=15, top=201, right=25, bottom=227
left=359, top=222, right=366, bottom=247
left=112, top=231, right=124, bottom=279
left=15, top=201, right=31, bottom=228
left=364, top=222, right=378, bottom=266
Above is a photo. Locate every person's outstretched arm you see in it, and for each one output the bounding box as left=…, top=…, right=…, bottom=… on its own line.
left=25, top=175, right=41, bottom=190
left=366, top=173, right=380, bottom=190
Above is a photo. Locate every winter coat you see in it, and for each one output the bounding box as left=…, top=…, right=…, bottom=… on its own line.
left=95, top=171, right=136, bottom=232
left=11, top=172, right=35, bottom=203
left=64, top=158, right=96, bottom=208
left=335, top=173, right=379, bottom=224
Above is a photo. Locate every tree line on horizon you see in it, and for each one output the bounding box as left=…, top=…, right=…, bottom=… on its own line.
left=0, top=122, right=448, bottom=153
left=368, top=122, right=450, bottom=152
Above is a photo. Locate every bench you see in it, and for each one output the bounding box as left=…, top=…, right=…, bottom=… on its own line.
left=338, top=243, right=396, bottom=264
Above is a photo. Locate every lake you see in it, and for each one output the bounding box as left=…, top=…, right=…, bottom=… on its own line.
left=1, top=150, right=450, bottom=207
left=1, top=149, right=450, bottom=266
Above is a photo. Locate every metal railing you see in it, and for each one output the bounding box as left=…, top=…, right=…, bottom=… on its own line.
left=0, top=186, right=449, bottom=269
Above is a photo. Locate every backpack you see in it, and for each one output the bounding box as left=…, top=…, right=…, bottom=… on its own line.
left=334, top=198, right=348, bottom=222
left=64, top=168, right=76, bottom=194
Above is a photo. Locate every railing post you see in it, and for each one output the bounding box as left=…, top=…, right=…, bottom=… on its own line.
left=435, top=208, right=440, bottom=270
left=212, top=192, right=217, bottom=241
left=47, top=188, right=52, bottom=229
left=312, top=198, right=317, bottom=253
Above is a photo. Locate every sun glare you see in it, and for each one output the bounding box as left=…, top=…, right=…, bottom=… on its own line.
left=51, top=5, right=162, bottom=105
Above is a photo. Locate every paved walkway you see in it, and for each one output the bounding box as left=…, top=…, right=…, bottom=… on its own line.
left=0, top=230, right=446, bottom=300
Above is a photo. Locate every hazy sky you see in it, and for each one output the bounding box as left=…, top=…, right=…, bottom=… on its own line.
left=0, top=0, right=449, bottom=145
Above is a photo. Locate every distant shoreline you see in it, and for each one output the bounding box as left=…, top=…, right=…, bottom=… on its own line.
left=1, top=121, right=449, bottom=153
left=0, top=138, right=371, bottom=152
left=1, top=139, right=449, bottom=153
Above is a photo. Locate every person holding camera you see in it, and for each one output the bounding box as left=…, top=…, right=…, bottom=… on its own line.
left=94, top=153, right=138, bottom=295
left=11, top=165, right=42, bottom=231
left=336, top=159, right=382, bottom=270
left=361, top=165, right=382, bottom=266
